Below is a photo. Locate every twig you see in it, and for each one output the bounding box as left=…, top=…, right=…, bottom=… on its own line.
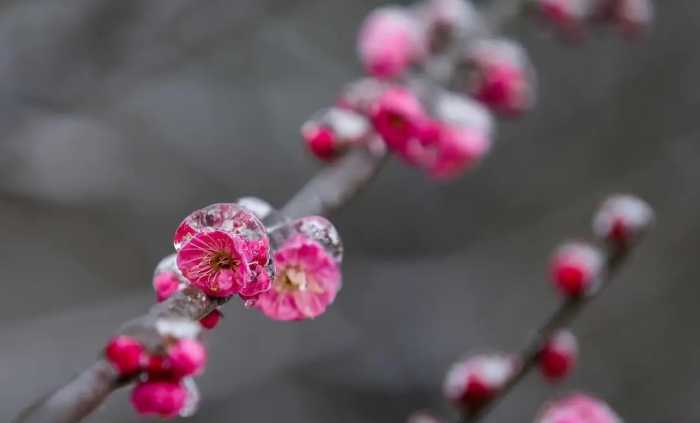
left=461, top=247, right=630, bottom=423
left=14, top=145, right=387, bottom=423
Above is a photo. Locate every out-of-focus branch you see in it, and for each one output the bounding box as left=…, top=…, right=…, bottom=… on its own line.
left=461, top=248, right=630, bottom=423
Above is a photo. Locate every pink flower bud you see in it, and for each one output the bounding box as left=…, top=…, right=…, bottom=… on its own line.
left=536, top=0, right=593, bottom=40
left=167, top=339, right=207, bottom=378
left=539, top=330, right=578, bottom=381
left=199, top=309, right=223, bottom=330
left=550, top=242, right=604, bottom=297
left=370, top=86, right=427, bottom=158
left=105, top=335, right=145, bottom=376
left=153, top=271, right=181, bottom=302
left=357, top=7, right=425, bottom=78
left=604, top=0, right=654, bottom=37
left=461, top=39, right=535, bottom=116
left=423, top=122, right=491, bottom=180
left=131, top=380, right=187, bottom=418
left=443, top=354, right=516, bottom=411
left=536, top=393, right=622, bottom=423
left=592, top=194, right=653, bottom=248
left=301, top=108, right=371, bottom=161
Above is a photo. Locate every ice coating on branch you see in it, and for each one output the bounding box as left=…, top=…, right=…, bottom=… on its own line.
left=179, top=377, right=201, bottom=418
left=593, top=194, right=653, bottom=247
left=459, top=38, right=536, bottom=116
left=539, top=329, right=578, bottom=381
left=257, top=218, right=343, bottom=321
left=550, top=242, right=604, bottom=297
left=535, top=393, right=622, bottom=423
left=444, top=353, right=517, bottom=410
left=237, top=196, right=274, bottom=222
left=156, top=318, right=201, bottom=340
left=358, top=7, right=425, bottom=78
left=433, top=92, right=495, bottom=137
left=174, top=203, right=273, bottom=298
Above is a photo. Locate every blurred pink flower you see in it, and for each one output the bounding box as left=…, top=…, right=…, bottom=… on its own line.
left=168, top=339, right=207, bottom=379
left=444, top=353, right=517, bottom=410
left=422, top=122, right=491, bottom=180
left=536, top=393, right=622, bottom=423
left=256, top=236, right=341, bottom=321
left=358, top=7, right=424, bottom=78
left=153, top=271, right=181, bottom=302
left=131, top=380, right=187, bottom=418
left=539, top=330, right=578, bottom=381
left=593, top=194, right=653, bottom=247
left=550, top=242, right=604, bottom=297
left=371, top=86, right=427, bottom=160
left=105, top=335, right=145, bottom=376
left=199, top=309, right=222, bottom=330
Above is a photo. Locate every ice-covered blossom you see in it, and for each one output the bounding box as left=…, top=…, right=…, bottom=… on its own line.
left=105, top=335, right=145, bottom=376
left=539, top=330, right=578, bottom=381
left=167, top=339, right=207, bottom=379
left=593, top=194, right=653, bottom=248
left=419, top=0, right=482, bottom=53
left=370, top=86, right=427, bottom=162
left=460, top=39, right=535, bottom=116
left=444, top=353, right=517, bottom=410
left=199, top=309, right=222, bottom=330
left=174, top=203, right=272, bottom=299
left=536, top=0, right=592, bottom=39
left=153, top=271, right=181, bottom=303
left=550, top=242, right=604, bottom=297
left=357, top=7, right=425, bottom=78
left=419, top=120, right=491, bottom=180
left=131, top=380, right=188, bottom=418
left=256, top=235, right=342, bottom=321
left=535, top=393, right=622, bottom=423
left=301, top=107, right=371, bottom=161
left=598, top=0, right=654, bottom=36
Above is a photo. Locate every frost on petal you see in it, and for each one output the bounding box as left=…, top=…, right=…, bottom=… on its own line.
left=536, top=393, right=622, bottom=423
left=550, top=242, right=604, bottom=297
left=592, top=194, right=653, bottom=247
left=256, top=235, right=342, bottom=321
left=444, top=353, right=517, bottom=410
left=301, top=107, right=371, bottom=161
left=179, top=377, right=201, bottom=418
left=419, top=0, right=483, bottom=53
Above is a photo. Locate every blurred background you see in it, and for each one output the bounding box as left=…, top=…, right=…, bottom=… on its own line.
left=1, top=0, right=698, bottom=421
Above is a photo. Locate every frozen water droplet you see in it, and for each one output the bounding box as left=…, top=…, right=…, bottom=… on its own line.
left=294, top=216, right=343, bottom=262
left=237, top=196, right=273, bottom=221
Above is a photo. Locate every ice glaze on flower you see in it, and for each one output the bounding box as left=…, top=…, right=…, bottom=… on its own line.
left=256, top=235, right=341, bottom=321
left=153, top=271, right=181, bottom=302
left=444, top=354, right=517, bottom=410
left=537, top=0, right=592, bottom=39
left=539, top=330, right=578, bottom=381
left=301, top=107, right=371, bottom=161
left=167, top=339, right=207, bottom=378
left=423, top=122, right=491, bottom=180
left=593, top=194, right=653, bottom=248
left=358, top=7, right=425, bottom=78
left=550, top=242, right=604, bottom=297
left=131, top=380, right=187, bottom=418
left=420, top=0, right=482, bottom=53
left=370, top=86, right=427, bottom=160
left=105, top=335, right=145, bottom=376
left=174, top=203, right=272, bottom=298
left=536, top=393, right=622, bottom=423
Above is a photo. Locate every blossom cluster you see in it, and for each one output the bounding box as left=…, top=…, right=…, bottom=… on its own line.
left=425, top=194, right=653, bottom=420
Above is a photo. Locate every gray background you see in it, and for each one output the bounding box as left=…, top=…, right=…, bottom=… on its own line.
left=0, top=0, right=698, bottom=422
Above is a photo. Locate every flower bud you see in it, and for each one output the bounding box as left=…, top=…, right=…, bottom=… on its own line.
left=592, top=194, right=653, bottom=248
left=538, top=330, right=578, bottom=381
left=443, top=353, right=516, bottom=410
left=105, top=335, right=145, bottom=376
left=550, top=242, right=604, bottom=297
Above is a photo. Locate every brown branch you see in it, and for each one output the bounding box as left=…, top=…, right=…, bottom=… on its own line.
left=14, top=145, right=387, bottom=423
left=461, top=246, right=631, bottom=423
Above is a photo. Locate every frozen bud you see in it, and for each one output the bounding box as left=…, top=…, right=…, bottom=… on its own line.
left=459, top=39, right=536, bottom=116
left=602, top=0, right=654, bottom=37
left=407, top=411, right=445, bottom=423
left=536, top=393, right=622, bottom=423
left=167, top=338, right=207, bottom=378
left=550, top=242, right=604, bottom=297
left=539, top=330, right=578, bottom=381
left=443, top=354, right=517, bottom=410
left=199, top=309, right=223, bottom=330
left=357, top=7, right=425, bottom=78
left=593, top=194, right=653, bottom=247
left=153, top=271, right=181, bottom=303
left=301, top=108, right=371, bottom=161
left=131, top=380, right=187, bottom=418
left=174, top=203, right=272, bottom=298
left=370, top=86, right=427, bottom=159
left=421, top=121, right=491, bottom=180
left=105, top=335, right=145, bottom=376
left=419, top=0, right=483, bottom=53
left=536, top=0, right=593, bottom=39
left=146, top=354, right=174, bottom=380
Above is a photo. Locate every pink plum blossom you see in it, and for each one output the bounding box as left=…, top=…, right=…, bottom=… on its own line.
left=370, top=86, right=427, bottom=161
left=256, top=235, right=341, bottom=321
left=536, top=393, right=622, bottom=423
left=357, top=7, right=425, bottom=78
left=422, top=121, right=491, bottom=180
left=153, top=271, right=181, bottom=302
left=131, top=380, right=187, bottom=418
left=444, top=353, right=517, bottom=410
